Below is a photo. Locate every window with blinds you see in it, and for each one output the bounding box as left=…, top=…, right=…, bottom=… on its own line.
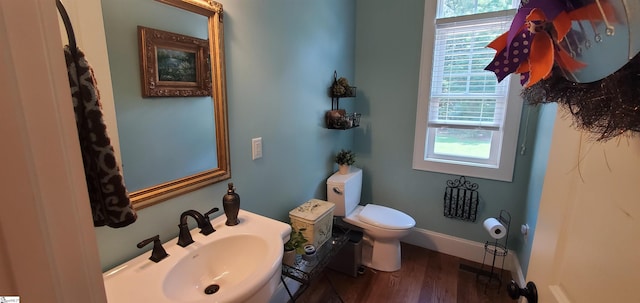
left=430, top=17, right=510, bottom=130
left=428, top=15, right=511, bottom=164
left=412, top=1, right=522, bottom=182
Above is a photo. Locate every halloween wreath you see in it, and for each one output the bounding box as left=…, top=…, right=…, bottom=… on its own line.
left=485, top=0, right=640, bottom=141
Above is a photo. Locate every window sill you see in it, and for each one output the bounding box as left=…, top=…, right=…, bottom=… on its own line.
left=412, top=157, right=513, bottom=182
left=424, top=157, right=499, bottom=169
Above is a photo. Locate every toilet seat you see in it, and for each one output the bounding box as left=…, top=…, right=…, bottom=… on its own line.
left=357, top=204, right=415, bottom=230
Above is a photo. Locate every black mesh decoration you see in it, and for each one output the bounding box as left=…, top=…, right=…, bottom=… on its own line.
left=443, top=176, right=479, bottom=222
left=522, top=53, right=640, bottom=141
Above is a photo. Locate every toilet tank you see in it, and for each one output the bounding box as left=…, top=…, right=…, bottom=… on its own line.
left=327, top=167, right=362, bottom=216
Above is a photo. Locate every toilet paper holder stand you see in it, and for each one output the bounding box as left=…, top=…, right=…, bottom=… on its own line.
left=477, top=209, right=511, bottom=293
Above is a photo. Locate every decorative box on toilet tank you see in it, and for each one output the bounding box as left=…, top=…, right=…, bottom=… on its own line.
left=289, top=199, right=336, bottom=249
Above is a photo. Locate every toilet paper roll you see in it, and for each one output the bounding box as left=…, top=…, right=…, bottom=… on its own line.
left=483, top=218, right=506, bottom=239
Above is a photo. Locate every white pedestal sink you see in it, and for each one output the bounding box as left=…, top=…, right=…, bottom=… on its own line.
left=103, top=210, right=291, bottom=303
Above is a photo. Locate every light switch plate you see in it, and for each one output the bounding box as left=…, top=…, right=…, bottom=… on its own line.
left=252, top=137, right=262, bottom=160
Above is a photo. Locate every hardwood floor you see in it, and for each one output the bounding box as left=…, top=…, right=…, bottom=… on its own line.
left=294, top=243, right=514, bottom=303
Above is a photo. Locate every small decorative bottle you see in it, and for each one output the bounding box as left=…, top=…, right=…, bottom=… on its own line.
left=223, top=182, right=240, bottom=226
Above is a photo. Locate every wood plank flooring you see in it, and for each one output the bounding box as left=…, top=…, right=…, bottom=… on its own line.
left=294, top=243, right=513, bottom=303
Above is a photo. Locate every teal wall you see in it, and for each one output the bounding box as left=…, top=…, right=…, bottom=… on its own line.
left=517, top=103, right=557, bottom=275
left=96, top=0, right=356, bottom=271
left=353, top=0, right=540, bottom=251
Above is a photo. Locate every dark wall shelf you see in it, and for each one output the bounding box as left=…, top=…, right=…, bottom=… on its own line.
left=326, top=71, right=359, bottom=130
left=325, top=110, right=361, bottom=130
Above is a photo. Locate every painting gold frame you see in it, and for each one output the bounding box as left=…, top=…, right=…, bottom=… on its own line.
left=138, top=25, right=212, bottom=97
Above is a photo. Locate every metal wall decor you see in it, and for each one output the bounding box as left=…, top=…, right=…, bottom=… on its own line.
left=443, top=176, right=479, bottom=222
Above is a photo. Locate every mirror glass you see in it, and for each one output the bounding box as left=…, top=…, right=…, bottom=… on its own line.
left=103, top=0, right=230, bottom=210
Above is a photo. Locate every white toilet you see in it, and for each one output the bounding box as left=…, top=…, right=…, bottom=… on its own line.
left=327, top=167, right=415, bottom=272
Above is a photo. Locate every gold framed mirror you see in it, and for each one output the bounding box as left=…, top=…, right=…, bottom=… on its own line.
left=130, top=0, right=230, bottom=210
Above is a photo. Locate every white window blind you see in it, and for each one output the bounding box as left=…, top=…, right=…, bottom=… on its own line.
left=430, top=16, right=512, bottom=132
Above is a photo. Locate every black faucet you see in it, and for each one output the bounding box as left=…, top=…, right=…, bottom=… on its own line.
left=137, top=235, right=169, bottom=263
left=177, top=207, right=219, bottom=247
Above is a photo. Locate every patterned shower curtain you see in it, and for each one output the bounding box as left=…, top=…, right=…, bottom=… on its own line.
left=64, top=45, right=137, bottom=228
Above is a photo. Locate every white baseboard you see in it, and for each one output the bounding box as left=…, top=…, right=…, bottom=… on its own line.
left=510, top=252, right=526, bottom=286
left=402, top=227, right=524, bottom=284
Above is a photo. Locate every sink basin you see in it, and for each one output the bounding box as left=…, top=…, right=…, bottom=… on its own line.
left=103, top=210, right=291, bottom=303
left=163, top=234, right=270, bottom=301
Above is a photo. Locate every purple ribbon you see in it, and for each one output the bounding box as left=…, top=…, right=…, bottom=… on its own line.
left=485, top=31, right=533, bottom=83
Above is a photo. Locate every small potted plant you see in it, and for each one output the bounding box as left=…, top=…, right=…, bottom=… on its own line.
left=335, top=149, right=356, bottom=174
left=283, top=226, right=307, bottom=266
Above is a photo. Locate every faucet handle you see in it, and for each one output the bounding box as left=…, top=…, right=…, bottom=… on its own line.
left=203, top=207, right=220, bottom=220
left=137, top=235, right=169, bottom=263
left=199, top=207, right=219, bottom=236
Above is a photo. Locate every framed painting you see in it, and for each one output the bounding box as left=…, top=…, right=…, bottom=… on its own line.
left=138, top=26, right=212, bottom=97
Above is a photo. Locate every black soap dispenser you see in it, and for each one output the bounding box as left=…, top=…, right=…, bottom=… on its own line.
left=223, top=182, right=240, bottom=226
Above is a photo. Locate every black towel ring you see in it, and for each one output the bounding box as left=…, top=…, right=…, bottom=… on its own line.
left=55, top=0, right=77, bottom=56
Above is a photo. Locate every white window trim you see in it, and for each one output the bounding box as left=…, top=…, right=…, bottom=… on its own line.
left=412, top=2, right=523, bottom=182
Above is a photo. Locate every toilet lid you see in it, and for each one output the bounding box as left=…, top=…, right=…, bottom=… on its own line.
left=357, top=204, right=415, bottom=230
